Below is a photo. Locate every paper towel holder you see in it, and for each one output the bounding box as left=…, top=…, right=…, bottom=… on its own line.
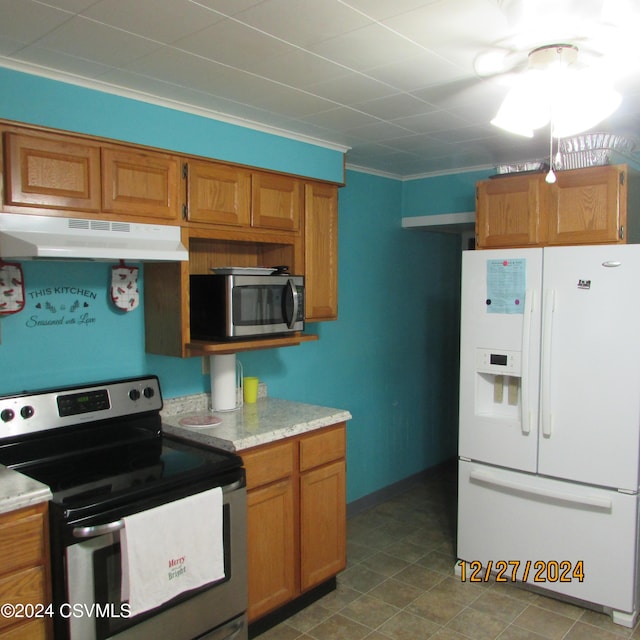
left=210, top=354, right=243, bottom=412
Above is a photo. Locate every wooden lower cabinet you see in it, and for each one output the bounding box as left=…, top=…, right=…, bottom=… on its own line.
left=247, top=479, right=296, bottom=619
left=300, top=460, right=346, bottom=591
left=0, top=619, right=48, bottom=640
left=243, top=424, right=347, bottom=623
left=0, top=503, right=51, bottom=640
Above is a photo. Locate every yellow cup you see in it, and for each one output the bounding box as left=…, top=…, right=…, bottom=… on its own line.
left=243, top=377, right=259, bottom=404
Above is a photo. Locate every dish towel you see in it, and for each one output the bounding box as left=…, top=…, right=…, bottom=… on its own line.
left=121, top=487, right=224, bottom=617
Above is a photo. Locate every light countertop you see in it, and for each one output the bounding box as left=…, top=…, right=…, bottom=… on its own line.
left=162, top=396, right=352, bottom=452
left=0, top=395, right=350, bottom=515
left=0, top=466, right=51, bottom=515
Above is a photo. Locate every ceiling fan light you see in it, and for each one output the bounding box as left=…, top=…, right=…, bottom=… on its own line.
left=490, top=42, right=624, bottom=140
left=551, top=75, right=622, bottom=137
left=491, top=114, right=535, bottom=137
left=491, top=82, right=551, bottom=136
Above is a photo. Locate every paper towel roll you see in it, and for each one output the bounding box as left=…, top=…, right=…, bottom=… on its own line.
left=211, top=354, right=239, bottom=411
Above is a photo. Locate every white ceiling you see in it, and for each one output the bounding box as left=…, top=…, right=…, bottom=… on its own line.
left=2, top=0, right=640, bottom=178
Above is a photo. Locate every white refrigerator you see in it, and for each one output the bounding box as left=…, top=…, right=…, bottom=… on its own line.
left=457, top=245, right=640, bottom=627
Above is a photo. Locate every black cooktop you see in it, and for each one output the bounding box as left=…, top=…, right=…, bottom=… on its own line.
left=0, top=376, right=243, bottom=522
left=0, top=415, right=242, bottom=515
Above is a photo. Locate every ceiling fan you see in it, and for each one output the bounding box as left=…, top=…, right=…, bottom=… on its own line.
left=470, top=0, right=638, bottom=181
left=474, top=0, right=637, bottom=80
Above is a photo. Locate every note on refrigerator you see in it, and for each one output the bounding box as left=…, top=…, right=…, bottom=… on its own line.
left=486, top=258, right=526, bottom=315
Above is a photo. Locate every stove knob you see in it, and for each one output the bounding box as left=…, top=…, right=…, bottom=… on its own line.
left=20, top=406, right=35, bottom=419
left=129, top=389, right=141, bottom=401
left=143, top=387, right=155, bottom=399
left=1, top=409, right=15, bottom=423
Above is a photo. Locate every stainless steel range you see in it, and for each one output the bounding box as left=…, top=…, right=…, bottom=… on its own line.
left=0, top=375, right=247, bottom=640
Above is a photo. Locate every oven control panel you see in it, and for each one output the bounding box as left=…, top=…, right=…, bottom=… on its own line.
left=0, top=376, right=163, bottom=439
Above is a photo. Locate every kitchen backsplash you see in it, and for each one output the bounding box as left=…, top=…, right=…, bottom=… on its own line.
left=161, top=382, right=268, bottom=418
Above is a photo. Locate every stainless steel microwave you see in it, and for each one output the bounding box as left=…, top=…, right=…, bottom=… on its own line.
left=190, top=273, right=305, bottom=340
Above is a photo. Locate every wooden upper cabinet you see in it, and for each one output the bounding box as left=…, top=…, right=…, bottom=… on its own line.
left=101, top=147, right=181, bottom=221
left=251, top=173, right=302, bottom=231
left=476, top=173, right=545, bottom=248
left=186, top=160, right=251, bottom=226
left=304, top=182, right=338, bottom=321
left=3, top=131, right=101, bottom=212
left=547, top=165, right=625, bottom=245
left=476, top=165, right=632, bottom=249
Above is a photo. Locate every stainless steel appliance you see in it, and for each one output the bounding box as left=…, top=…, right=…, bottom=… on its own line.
left=0, top=375, right=247, bottom=640
left=190, top=273, right=304, bottom=340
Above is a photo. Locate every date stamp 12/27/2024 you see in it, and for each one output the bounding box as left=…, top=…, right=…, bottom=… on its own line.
left=459, top=560, right=585, bottom=584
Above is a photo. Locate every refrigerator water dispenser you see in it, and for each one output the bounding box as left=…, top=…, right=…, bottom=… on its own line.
left=475, top=348, right=522, bottom=419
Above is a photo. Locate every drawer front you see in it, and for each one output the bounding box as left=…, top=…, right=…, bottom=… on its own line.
left=458, top=460, right=638, bottom=613
left=299, top=424, right=345, bottom=472
left=243, top=440, right=295, bottom=489
left=0, top=618, right=48, bottom=640
left=0, top=566, right=47, bottom=632
left=0, top=507, right=46, bottom=575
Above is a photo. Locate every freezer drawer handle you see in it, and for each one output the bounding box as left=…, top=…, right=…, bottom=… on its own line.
left=469, top=469, right=612, bottom=511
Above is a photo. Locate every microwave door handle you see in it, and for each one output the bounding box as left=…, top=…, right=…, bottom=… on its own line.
left=286, top=278, right=299, bottom=329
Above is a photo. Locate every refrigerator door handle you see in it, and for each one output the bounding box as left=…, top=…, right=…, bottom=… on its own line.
left=520, top=289, right=534, bottom=435
left=541, top=289, right=556, bottom=438
left=469, top=469, right=612, bottom=511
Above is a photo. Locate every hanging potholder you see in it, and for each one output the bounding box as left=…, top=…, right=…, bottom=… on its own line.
left=0, top=262, right=25, bottom=315
left=111, top=263, right=139, bottom=312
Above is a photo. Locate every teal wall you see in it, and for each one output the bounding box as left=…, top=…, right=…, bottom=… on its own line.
left=0, top=69, right=467, bottom=503
left=402, top=169, right=492, bottom=217
left=0, top=67, right=343, bottom=183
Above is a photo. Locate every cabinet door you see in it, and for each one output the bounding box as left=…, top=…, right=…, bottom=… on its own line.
left=0, top=618, right=48, bottom=639
left=247, top=479, right=296, bottom=621
left=0, top=505, right=47, bottom=575
left=251, top=173, right=302, bottom=231
left=300, top=459, right=346, bottom=592
left=187, top=161, right=251, bottom=226
left=3, top=132, right=101, bottom=212
left=304, top=183, right=338, bottom=321
left=476, top=175, right=545, bottom=248
left=101, top=147, right=181, bottom=221
left=547, top=165, right=625, bottom=245
left=0, top=566, right=48, bottom=633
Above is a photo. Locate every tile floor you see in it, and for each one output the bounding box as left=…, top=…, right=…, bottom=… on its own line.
left=256, top=461, right=640, bottom=640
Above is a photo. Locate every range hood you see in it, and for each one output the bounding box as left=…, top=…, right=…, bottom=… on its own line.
left=0, top=213, right=188, bottom=262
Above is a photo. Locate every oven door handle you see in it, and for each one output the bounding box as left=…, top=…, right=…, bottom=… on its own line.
left=222, top=479, right=244, bottom=493
left=72, top=481, right=242, bottom=539
left=72, top=519, right=124, bottom=539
